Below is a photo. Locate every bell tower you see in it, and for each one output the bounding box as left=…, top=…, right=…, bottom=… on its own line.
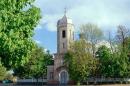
left=57, top=12, right=74, bottom=54
left=47, top=10, right=75, bottom=84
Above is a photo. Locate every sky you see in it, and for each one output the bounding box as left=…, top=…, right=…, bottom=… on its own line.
left=33, top=0, right=130, bottom=53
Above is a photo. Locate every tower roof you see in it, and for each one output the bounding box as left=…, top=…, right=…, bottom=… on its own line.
left=57, top=14, right=73, bottom=26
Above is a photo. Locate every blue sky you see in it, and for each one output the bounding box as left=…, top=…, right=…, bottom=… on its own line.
left=33, top=0, right=130, bottom=53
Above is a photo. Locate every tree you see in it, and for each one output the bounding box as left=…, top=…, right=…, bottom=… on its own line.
left=96, top=45, right=114, bottom=77
left=115, top=25, right=130, bottom=77
left=80, top=23, right=103, bottom=57
left=96, top=45, right=129, bottom=78
left=116, top=25, right=129, bottom=49
left=0, top=0, right=41, bottom=69
left=30, top=48, right=53, bottom=80
left=0, top=58, right=7, bottom=80
left=14, top=46, right=53, bottom=80
left=65, top=39, right=97, bottom=83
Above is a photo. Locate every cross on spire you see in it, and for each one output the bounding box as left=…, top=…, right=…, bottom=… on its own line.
left=64, top=7, right=67, bottom=15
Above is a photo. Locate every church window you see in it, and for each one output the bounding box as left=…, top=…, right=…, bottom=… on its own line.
left=50, top=72, right=53, bottom=80
left=73, top=32, right=74, bottom=40
left=61, top=59, right=65, bottom=65
left=70, top=30, right=71, bottom=38
left=62, top=30, right=66, bottom=38
left=63, top=43, right=65, bottom=48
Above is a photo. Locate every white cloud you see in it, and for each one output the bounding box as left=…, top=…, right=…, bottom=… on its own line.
left=40, top=14, right=62, bottom=31
left=34, top=0, right=130, bottom=32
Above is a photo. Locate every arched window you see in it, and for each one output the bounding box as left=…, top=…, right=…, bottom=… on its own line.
left=63, top=43, right=65, bottom=48
left=62, top=30, right=66, bottom=38
left=49, top=72, right=53, bottom=80
left=73, top=32, right=74, bottom=40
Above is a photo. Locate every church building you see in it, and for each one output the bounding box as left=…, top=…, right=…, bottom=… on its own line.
left=47, top=12, right=74, bottom=84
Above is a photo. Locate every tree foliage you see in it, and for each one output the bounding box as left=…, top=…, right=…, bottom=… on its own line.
left=14, top=46, right=53, bottom=79
left=66, top=24, right=130, bottom=81
left=96, top=46, right=114, bottom=77
left=115, top=25, right=130, bottom=77
left=65, top=39, right=97, bottom=82
left=96, top=46, right=130, bottom=78
left=0, top=0, right=41, bottom=69
left=0, top=59, right=7, bottom=80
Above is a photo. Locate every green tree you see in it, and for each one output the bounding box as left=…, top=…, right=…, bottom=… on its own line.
left=0, top=59, right=7, bottom=80
left=30, top=47, right=53, bottom=80
left=114, top=44, right=130, bottom=78
left=96, top=45, right=130, bottom=78
left=115, top=25, right=130, bottom=78
left=96, top=45, right=114, bottom=77
left=14, top=46, right=53, bottom=80
left=0, top=0, right=41, bottom=69
left=65, top=39, right=97, bottom=83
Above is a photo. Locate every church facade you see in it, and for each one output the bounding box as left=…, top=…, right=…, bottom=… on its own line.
left=47, top=13, right=74, bottom=84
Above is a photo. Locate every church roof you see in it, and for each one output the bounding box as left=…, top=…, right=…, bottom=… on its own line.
left=57, top=15, right=73, bottom=26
